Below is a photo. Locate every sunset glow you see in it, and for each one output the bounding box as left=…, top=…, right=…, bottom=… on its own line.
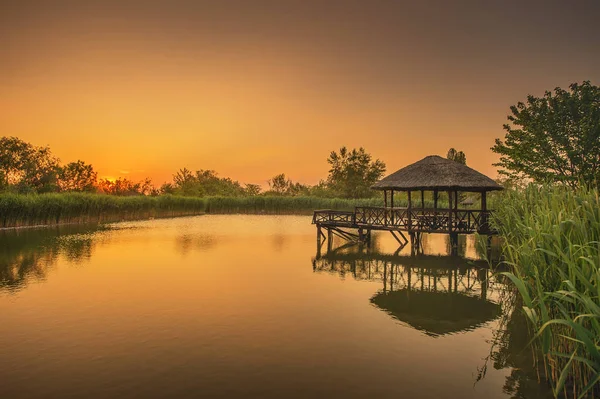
left=1, top=1, right=598, bottom=186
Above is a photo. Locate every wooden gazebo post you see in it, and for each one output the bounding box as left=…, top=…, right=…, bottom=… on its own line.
left=481, top=191, right=487, bottom=231
left=390, top=189, right=395, bottom=225
left=383, top=189, right=388, bottom=226
left=447, top=190, right=453, bottom=234
left=407, top=190, right=412, bottom=231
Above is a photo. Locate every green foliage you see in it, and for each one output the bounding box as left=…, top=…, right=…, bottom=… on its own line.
left=58, top=160, right=97, bottom=192
left=266, top=173, right=309, bottom=196
left=446, top=148, right=466, bottom=164
left=492, top=81, right=600, bottom=188
left=0, top=136, right=60, bottom=193
left=326, top=147, right=386, bottom=198
left=493, top=185, right=600, bottom=397
left=244, top=183, right=262, bottom=196
left=98, top=177, right=154, bottom=196
left=171, top=168, right=250, bottom=196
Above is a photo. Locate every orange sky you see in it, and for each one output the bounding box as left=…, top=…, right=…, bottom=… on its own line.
left=1, top=1, right=599, bottom=186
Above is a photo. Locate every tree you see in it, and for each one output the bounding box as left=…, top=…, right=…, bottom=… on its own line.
left=171, top=168, right=247, bottom=196
left=244, top=183, right=262, bottom=196
left=58, top=160, right=97, bottom=192
left=492, top=81, right=600, bottom=188
left=173, top=168, right=196, bottom=195
left=0, top=136, right=60, bottom=193
left=268, top=173, right=290, bottom=195
left=326, top=147, right=386, bottom=198
left=97, top=177, right=154, bottom=196
left=447, top=148, right=466, bottom=164
left=266, top=173, right=309, bottom=196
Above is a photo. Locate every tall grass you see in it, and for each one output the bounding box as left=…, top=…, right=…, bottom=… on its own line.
left=0, top=193, right=432, bottom=228
left=204, top=196, right=384, bottom=214
left=0, top=193, right=207, bottom=228
left=493, top=185, right=600, bottom=398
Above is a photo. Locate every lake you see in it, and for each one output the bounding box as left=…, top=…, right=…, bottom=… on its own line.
left=0, top=215, right=551, bottom=398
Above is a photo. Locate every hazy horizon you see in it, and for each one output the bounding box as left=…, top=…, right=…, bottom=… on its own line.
left=2, top=0, right=599, bottom=186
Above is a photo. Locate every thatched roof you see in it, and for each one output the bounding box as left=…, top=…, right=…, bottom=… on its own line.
left=372, top=155, right=503, bottom=192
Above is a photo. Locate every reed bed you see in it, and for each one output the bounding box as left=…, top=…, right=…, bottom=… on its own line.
left=493, top=185, right=600, bottom=398
left=0, top=193, right=207, bottom=228
left=0, top=193, right=431, bottom=228
left=204, top=196, right=384, bottom=214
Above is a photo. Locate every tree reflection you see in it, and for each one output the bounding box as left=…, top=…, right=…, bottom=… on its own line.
left=0, top=225, right=104, bottom=293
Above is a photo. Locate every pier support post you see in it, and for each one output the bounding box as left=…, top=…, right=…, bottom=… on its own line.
left=449, top=233, right=459, bottom=256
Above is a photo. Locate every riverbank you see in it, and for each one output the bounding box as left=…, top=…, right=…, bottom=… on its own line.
left=0, top=193, right=207, bottom=228
left=0, top=193, right=390, bottom=228
left=492, top=185, right=600, bottom=398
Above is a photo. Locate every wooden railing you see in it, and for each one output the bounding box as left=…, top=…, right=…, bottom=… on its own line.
left=312, top=209, right=356, bottom=226
left=313, top=207, right=494, bottom=234
left=355, top=207, right=493, bottom=233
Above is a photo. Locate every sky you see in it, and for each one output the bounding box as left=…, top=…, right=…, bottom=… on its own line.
left=1, top=0, right=599, bottom=186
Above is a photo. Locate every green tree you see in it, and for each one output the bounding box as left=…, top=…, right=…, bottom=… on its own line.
left=492, top=81, right=600, bottom=188
left=0, top=136, right=59, bottom=193
left=446, top=148, right=466, bottom=164
left=267, top=173, right=290, bottom=195
left=244, top=183, right=262, bottom=196
left=58, top=160, right=97, bottom=192
left=97, top=177, right=154, bottom=196
left=326, top=147, right=386, bottom=198
left=172, top=168, right=247, bottom=196
left=266, top=173, right=309, bottom=196
left=173, top=168, right=196, bottom=195
left=160, top=183, right=176, bottom=194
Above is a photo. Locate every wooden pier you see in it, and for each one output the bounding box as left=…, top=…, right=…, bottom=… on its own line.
left=312, top=155, right=503, bottom=252
left=313, top=206, right=495, bottom=249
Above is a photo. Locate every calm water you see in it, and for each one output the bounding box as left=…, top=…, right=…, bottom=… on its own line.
left=0, top=215, right=550, bottom=398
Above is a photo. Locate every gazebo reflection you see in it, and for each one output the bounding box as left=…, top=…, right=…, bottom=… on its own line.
left=312, top=248, right=501, bottom=337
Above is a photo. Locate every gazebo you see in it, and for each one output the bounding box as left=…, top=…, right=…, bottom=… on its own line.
left=313, top=155, right=503, bottom=251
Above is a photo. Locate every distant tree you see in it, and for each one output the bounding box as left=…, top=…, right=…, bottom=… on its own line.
left=266, top=173, right=309, bottom=196
left=492, top=81, right=600, bottom=188
left=173, top=168, right=196, bottom=195
left=308, top=180, right=337, bottom=198
left=326, top=147, right=386, bottom=198
left=171, top=168, right=246, bottom=196
left=58, top=160, right=97, bottom=192
left=97, top=177, right=153, bottom=196
left=0, top=136, right=60, bottom=193
left=268, top=173, right=290, bottom=195
left=160, top=183, right=176, bottom=195
left=244, top=183, right=262, bottom=196
left=446, top=148, right=467, bottom=165
left=194, top=170, right=246, bottom=196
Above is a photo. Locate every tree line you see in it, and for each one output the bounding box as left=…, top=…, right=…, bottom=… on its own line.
left=4, top=79, right=593, bottom=198
left=0, top=139, right=394, bottom=198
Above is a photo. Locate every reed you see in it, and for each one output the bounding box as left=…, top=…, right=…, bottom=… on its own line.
left=204, top=196, right=385, bottom=214
left=1, top=193, right=427, bottom=228
left=0, top=193, right=207, bottom=228
left=493, top=184, right=600, bottom=398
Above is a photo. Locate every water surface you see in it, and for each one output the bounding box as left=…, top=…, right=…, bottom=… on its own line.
left=0, top=215, right=550, bottom=398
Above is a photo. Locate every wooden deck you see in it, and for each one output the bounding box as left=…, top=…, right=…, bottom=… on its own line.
left=312, top=206, right=495, bottom=235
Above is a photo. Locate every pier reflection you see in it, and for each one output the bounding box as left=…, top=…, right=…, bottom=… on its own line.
left=313, top=242, right=503, bottom=337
